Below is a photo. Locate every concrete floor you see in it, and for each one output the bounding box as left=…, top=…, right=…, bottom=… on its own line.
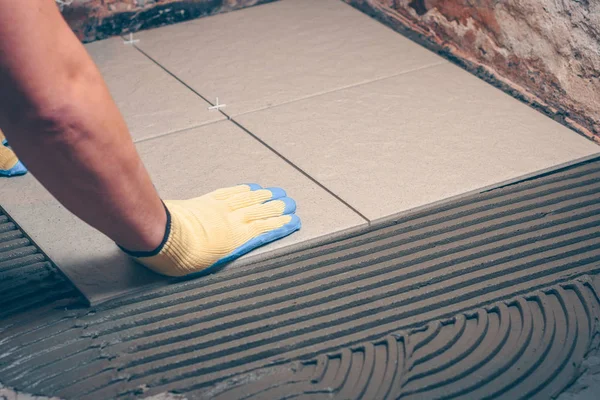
left=1, top=0, right=598, bottom=304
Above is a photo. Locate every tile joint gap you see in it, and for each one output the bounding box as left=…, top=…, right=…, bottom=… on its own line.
left=228, top=118, right=371, bottom=224
left=134, top=119, right=226, bottom=144
left=132, top=44, right=216, bottom=107
left=233, top=60, right=448, bottom=119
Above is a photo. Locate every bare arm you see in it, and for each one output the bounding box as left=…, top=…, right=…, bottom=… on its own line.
left=0, top=0, right=166, bottom=252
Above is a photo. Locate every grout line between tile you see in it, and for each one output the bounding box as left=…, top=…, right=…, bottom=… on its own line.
left=229, top=60, right=448, bottom=119
left=134, top=39, right=445, bottom=120
left=228, top=118, right=371, bottom=223
left=133, top=118, right=225, bottom=144
left=132, top=44, right=218, bottom=107
left=131, top=43, right=371, bottom=223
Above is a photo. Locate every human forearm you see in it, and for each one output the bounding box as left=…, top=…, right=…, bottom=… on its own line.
left=0, top=0, right=302, bottom=277
left=0, top=0, right=166, bottom=251
left=6, top=75, right=167, bottom=252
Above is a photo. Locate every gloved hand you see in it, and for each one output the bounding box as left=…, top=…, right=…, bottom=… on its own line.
left=0, top=130, right=27, bottom=177
left=123, top=184, right=300, bottom=277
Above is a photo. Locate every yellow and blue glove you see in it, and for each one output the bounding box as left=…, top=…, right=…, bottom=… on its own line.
left=122, top=184, right=301, bottom=277
left=0, top=130, right=27, bottom=177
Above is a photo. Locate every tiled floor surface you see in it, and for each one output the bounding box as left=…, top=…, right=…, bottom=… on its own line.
left=2, top=0, right=598, bottom=303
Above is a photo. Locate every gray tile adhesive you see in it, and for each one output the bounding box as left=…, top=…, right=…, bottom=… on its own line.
left=1, top=155, right=600, bottom=399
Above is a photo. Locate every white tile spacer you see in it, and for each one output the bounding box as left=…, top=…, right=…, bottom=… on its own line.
left=55, top=0, right=73, bottom=10
left=123, top=33, right=140, bottom=45
left=208, top=97, right=226, bottom=111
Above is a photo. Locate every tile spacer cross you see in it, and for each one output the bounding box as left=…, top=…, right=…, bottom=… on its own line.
left=208, top=97, right=226, bottom=111
left=123, top=33, right=140, bottom=45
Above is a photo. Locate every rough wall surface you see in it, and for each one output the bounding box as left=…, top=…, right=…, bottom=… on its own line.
left=343, top=0, right=600, bottom=143
left=60, top=0, right=276, bottom=43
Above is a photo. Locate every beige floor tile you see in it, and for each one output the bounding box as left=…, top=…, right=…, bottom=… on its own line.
left=236, top=62, right=600, bottom=220
left=134, top=0, right=445, bottom=116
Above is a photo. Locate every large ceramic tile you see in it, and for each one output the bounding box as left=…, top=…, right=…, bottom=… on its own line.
left=86, top=37, right=224, bottom=141
left=134, top=0, right=445, bottom=116
left=236, top=62, right=600, bottom=221
left=138, top=121, right=365, bottom=249
left=0, top=121, right=364, bottom=304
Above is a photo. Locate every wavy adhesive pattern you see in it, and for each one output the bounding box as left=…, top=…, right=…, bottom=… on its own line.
left=0, top=209, right=78, bottom=320
left=208, top=278, right=600, bottom=400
